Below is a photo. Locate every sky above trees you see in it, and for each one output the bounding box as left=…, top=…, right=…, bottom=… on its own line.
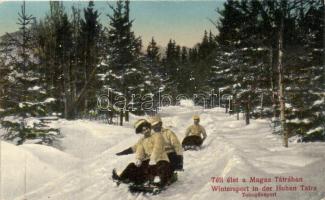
left=0, top=1, right=223, bottom=47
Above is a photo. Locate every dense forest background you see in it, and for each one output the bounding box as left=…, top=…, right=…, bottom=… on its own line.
left=0, top=0, right=324, bottom=146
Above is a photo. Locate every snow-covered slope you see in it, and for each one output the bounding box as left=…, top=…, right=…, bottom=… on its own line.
left=1, top=105, right=325, bottom=200
left=0, top=141, right=80, bottom=200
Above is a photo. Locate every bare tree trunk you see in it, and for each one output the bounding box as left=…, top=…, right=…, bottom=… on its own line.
left=245, top=99, right=250, bottom=125
left=63, top=62, right=71, bottom=119
left=72, top=72, right=77, bottom=117
left=260, top=92, right=264, bottom=118
left=270, top=47, right=278, bottom=120
left=119, top=110, right=123, bottom=126
left=69, top=59, right=76, bottom=119
left=236, top=102, right=240, bottom=120
left=83, top=56, right=88, bottom=112
left=67, top=66, right=98, bottom=114
left=278, top=17, right=288, bottom=147
left=228, top=99, right=232, bottom=115
left=125, top=110, right=129, bottom=122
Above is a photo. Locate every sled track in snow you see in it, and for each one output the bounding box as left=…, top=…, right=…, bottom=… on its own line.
left=11, top=107, right=325, bottom=200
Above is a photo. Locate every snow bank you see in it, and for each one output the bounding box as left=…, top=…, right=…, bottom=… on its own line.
left=0, top=142, right=59, bottom=200
left=0, top=136, right=80, bottom=200
left=50, top=119, right=135, bottom=159
left=21, top=144, right=80, bottom=172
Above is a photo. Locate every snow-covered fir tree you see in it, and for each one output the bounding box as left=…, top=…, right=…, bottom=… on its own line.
left=0, top=1, right=58, bottom=145
left=78, top=1, right=102, bottom=114
left=144, top=37, right=164, bottom=94
left=285, top=1, right=325, bottom=141
left=212, top=0, right=324, bottom=142
left=100, top=0, right=146, bottom=113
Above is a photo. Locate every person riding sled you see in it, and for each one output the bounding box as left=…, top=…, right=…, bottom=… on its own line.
left=182, top=115, right=207, bottom=150
left=148, top=116, right=184, bottom=171
left=112, top=119, right=172, bottom=188
left=116, top=116, right=184, bottom=171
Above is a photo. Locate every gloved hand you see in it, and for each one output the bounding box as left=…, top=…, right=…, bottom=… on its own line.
left=116, top=147, right=134, bottom=156
left=135, top=159, right=142, bottom=167
left=149, top=160, right=156, bottom=166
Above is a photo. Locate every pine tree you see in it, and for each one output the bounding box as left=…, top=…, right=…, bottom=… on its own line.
left=146, top=37, right=160, bottom=69
left=101, top=0, right=143, bottom=112
left=79, top=1, right=102, bottom=114
left=214, top=0, right=276, bottom=124
left=285, top=0, right=325, bottom=141
left=193, top=30, right=217, bottom=95
left=0, top=36, right=12, bottom=114
left=178, top=46, right=194, bottom=94
left=34, top=1, right=103, bottom=119
left=162, top=39, right=181, bottom=96
left=212, top=0, right=246, bottom=115
left=34, top=1, right=66, bottom=115
left=198, top=30, right=210, bottom=59
left=216, top=0, right=244, bottom=47
left=181, top=46, right=188, bottom=63
left=145, top=37, right=163, bottom=91
left=213, top=0, right=324, bottom=144
left=0, top=1, right=58, bottom=145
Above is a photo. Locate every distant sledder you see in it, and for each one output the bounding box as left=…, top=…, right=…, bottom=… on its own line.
left=182, top=115, right=207, bottom=150
left=112, top=119, right=175, bottom=194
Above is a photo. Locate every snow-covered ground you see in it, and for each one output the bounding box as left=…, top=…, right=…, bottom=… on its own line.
left=1, top=103, right=325, bottom=200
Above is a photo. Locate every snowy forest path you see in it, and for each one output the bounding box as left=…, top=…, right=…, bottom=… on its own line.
left=14, top=106, right=325, bottom=200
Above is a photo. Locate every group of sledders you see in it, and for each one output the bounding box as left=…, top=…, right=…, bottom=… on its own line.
left=112, top=115, right=207, bottom=194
